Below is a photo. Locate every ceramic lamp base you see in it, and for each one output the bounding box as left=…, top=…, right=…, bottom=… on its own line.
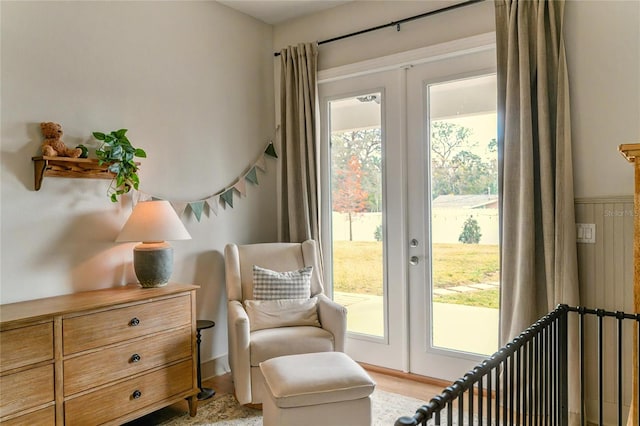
left=133, top=242, right=173, bottom=288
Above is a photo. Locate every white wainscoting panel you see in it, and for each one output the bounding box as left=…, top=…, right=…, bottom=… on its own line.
left=575, top=197, right=634, bottom=425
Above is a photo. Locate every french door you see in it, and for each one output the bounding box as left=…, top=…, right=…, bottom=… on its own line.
left=319, top=37, right=499, bottom=380
left=320, top=69, right=406, bottom=369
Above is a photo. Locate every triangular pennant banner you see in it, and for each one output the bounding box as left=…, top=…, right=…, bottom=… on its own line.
left=245, top=167, right=259, bottom=185
left=221, top=189, right=234, bottom=208
left=205, top=196, right=219, bottom=216
left=171, top=201, right=188, bottom=216
left=189, top=201, right=205, bottom=222
left=265, top=142, right=278, bottom=158
left=255, top=155, right=267, bottom=171
left=137, top=135, right=278, bottom=220
left=234, top=179, right=247, bottom=197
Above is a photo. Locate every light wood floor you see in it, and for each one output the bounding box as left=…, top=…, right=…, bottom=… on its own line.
left=127, top=365, right=446, bottom=425
left=205, top=364, right=447, bottom=402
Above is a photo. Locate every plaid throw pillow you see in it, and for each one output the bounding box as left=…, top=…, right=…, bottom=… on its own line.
left=252, top=265, right=313, bottom=300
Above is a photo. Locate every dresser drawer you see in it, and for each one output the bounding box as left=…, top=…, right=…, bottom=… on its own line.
left=0, top=322, right=53, bottom=373
left=0, top=405, right=55, bottom=426
left=64, top=360, right=193, bottom=426
left=64, top=326, right=192, bottom=396
left=63, top=294, right=191, bottom=354
left=0, top=364, right=54, bottom=418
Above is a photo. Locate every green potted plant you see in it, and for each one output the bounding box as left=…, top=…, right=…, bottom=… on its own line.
left=92, top=129, right=147, bottom=202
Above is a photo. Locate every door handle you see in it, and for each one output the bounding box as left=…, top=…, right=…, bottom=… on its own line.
left=409, top=256, right=419, bottom=266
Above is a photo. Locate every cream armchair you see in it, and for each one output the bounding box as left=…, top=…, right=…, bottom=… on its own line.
left=224, top=240, right=347, bottom=405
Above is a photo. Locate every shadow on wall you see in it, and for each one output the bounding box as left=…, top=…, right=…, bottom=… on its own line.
left=33, top=209, right=135, bottom=293
left=192, top=250, right=226, bottom=320
left=1, top=122, right=43, bottom=190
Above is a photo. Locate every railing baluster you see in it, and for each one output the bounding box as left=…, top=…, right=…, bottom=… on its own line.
left=528, top=337, right=533, bottom=426
left=478, top=374, right=484, bottom=426
left=516, top=346, right=521, bottom=426
left=579, top=309, right=585, bottom=426
left=544, top=323, right=549, bottom=426
left=617, top=312, right=624, bottom=426
left=458, top=392, right=464, bottom=426
left=509, top=353, right=514, bottom=426
left=469, top=378, right=474, bottom=426
left=551, top=319, right=556, bottom=426
left=535, top=330, right=540, bottom=426
left=524, top=342, right=528, bottom=424
left=598, top=310, right=604, bottom=426
left=504, top=358, right=509, bottom=426
left=487, top=364, right=492, bottom=426
left=494, top=362, right=500, bottom=426
left=558, top=305, right=568, bottom=426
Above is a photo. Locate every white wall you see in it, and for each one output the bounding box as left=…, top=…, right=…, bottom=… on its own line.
left=275, top=0, right=639, bottom=199
left=565, top=0, right=639, bottom=198
left=274, top=0, right=496, bottom=70
left=1, top=1, right=276, bottom=369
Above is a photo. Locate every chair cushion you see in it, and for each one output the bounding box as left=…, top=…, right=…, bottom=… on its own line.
left=250, top=326, right=334, bottom=366
left=253, top=265, right=312, bottom=300
left=260, top=352, right=375, bottom=408
left=245, top=297, right=320, bottom=332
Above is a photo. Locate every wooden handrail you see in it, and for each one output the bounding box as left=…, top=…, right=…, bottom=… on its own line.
left=620, top=142, right=640, bottom=426
left=619, top=143, right=640, bottom=162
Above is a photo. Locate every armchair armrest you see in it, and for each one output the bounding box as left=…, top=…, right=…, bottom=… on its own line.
left=227, top=300, right=252, bottom=404
left=317, top=294, right=347, bottom=352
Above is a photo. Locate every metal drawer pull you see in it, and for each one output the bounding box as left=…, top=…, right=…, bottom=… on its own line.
left=130, top=353, right=141, bottom=363
left=132, top=390, right=142, bottom=399
left=129, top=317, right=140, bottom=326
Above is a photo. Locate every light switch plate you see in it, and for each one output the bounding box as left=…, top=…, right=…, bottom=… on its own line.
left=576, top=223, right=596, bottom=243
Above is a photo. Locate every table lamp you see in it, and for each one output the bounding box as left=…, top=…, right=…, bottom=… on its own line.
left=116, top=200, right=191, bottom=288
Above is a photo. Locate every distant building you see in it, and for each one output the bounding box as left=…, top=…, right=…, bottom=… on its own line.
left=432, top=194, right=498, bottom=210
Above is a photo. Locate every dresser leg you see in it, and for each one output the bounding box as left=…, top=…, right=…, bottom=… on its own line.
left=187, top=395, right=198, bottom=417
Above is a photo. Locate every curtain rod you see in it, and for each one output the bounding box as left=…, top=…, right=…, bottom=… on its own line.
left=274, top=0, right=485, bottom=57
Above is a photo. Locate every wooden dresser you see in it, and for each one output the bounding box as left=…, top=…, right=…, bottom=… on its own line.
left=0, top=283, right=199, bottom=425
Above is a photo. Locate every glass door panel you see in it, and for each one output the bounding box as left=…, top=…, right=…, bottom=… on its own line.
left=428, top=75, right=499, bottom=356
left=329, top=93, right=384, bottom=338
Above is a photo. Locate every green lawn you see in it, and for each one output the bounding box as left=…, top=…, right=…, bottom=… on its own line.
left=332, top=240, right=499, bottom=308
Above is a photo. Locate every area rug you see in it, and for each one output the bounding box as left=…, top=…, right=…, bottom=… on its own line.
left=159, top=389, right=427, bottom=426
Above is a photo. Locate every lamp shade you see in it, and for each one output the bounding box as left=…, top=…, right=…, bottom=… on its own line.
left=117, top=201, right=191, bottom=287
left=116, top=200, right=191, bottom=243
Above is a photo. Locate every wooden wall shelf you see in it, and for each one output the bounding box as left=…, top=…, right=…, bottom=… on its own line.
left=31, top=156, right=139, bottom=191
left=32, top=156, right=114, bottom=191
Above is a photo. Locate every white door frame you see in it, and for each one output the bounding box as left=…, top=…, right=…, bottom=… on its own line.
left=406, top=59, right=497, bottom=380
left=319, top=32, right=496, bottom=375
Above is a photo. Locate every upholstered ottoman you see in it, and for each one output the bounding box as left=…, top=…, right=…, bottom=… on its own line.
left=259, top=352, right=375, bottom=426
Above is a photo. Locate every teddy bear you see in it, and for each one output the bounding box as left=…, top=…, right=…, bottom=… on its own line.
left=40, top=122, right=82, bottom=158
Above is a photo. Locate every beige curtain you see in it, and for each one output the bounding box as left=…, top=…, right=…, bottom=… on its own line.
left=495, top=0, right=580, bottom=421
left=278, top=42, right=321, bottom=244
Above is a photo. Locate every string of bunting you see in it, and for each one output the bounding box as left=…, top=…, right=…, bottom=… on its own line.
left=134, top=142, right=278, bottom=222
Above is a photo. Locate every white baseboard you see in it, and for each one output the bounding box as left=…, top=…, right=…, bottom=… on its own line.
left=201, top=353, right=230, bottom=381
